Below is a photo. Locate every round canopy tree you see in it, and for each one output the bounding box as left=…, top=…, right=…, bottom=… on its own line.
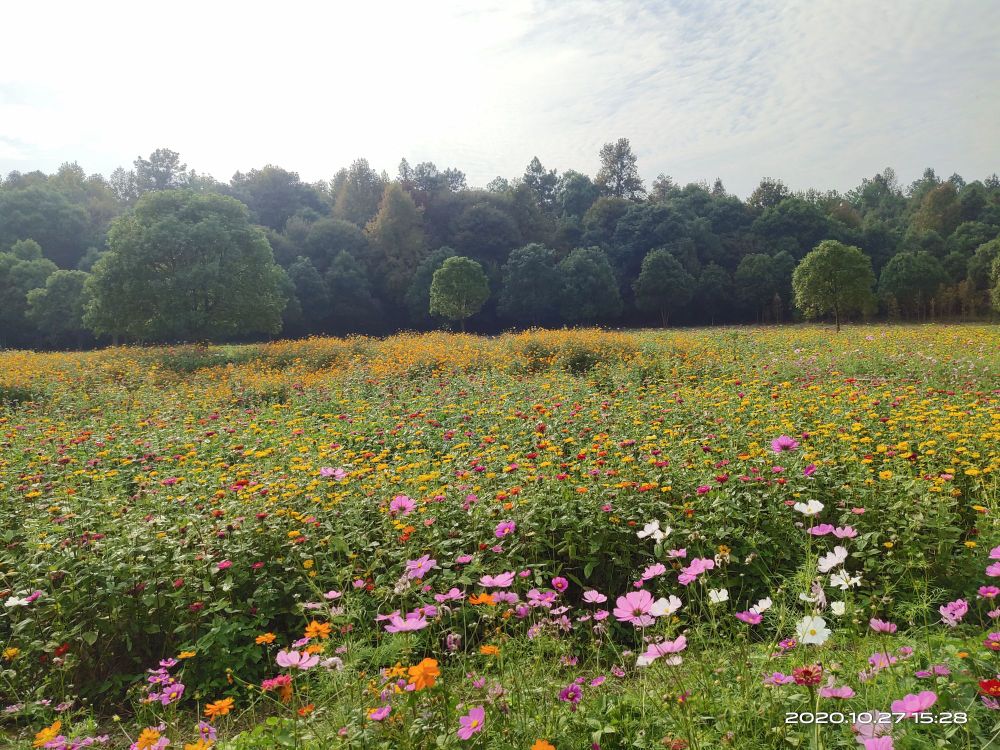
left=84, top=190, right=288, bottom=342
left=429, top=256, right=490, bottom=331
left=633, top=248, right=695, bottom=326
left=792, top=240, right=875, bottom=331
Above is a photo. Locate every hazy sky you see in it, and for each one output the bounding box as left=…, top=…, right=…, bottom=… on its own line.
left=1, top=0, right=998, bottom=197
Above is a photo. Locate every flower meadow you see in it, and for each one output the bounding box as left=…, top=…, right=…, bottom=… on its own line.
left=1, top=325, right=999, bottom=749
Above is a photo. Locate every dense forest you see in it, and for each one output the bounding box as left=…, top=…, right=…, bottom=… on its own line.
left=1, top=139, right=999, bottom=348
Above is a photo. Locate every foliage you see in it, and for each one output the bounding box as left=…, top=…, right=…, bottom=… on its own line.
left=429, top=256, right=490, bottom=329
left=633, top=248, right=695, bottom=326
left=792, top=240, right=876, bottom=330
left=556, top=247, right=623, bottom=323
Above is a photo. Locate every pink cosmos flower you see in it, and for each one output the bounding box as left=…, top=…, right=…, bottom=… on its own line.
left=861, top=738, right=894, bottom=750
left=320, top=467, right=348, bottom=481
left=494, top=521, right=516, bottom=538
left=666, top=548, right=687, bottom=558
left=641, top=563, right=667, bottom=581
left=833, top=526, right=858, bottom=538
left=809, top=524, right=834, bottom=536
left=456, top=554, right=474, bottom=564
left=479, top=572, right=515, bottom=588
left=764, top=672, right=794, bottom=685
left=590, top=675, right=605, bottom=687
left=771, top=435, right=799, bottom=453
left=819, top=685, right=855, bottom=699
left=637, top=635, right=687, bottom=666
left=583, top=590, right=607, bottom=604
left=276, top=649, right=319, bottom=670
left=382, top=612, right=429, bottom=633
left=978, top=586, right=1000, bottom=598
left=870, top=618, right=897, bottom=634
left=614, top=590, right=658, bottom=627
left=405, top=555, right=437, bottom=580
left=551, top=577, right=568, bottom=592
left=735, top=611, right=762, bottom=625
left=939, top=598, right=968, bottom=627
left=890, top=690, right=937, bottom=717
left=558, top=682, right=583, bottom=708
left=990, top=545, right=1000, bottom=560
left=323, top=590, right=342, bottom=600
left=389, top=495, right=415, bottom=515
left=803, top=464, right=817, bottom=477
left=368, top=704, right=391, bottom=721
left=678, top=557, right=714, bottom=585
left=987, top=563, right=1000, bottom=577
left=456, top=706, right=485, bottom=740
left=527, top=589, right=556, bottom=608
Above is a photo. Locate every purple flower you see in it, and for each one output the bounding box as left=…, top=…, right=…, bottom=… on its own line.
left=405, top=555, right=437, bottom=580
left=939, top=598, right=968, bottom=627
left=764, top=672, right=794, bottom=685
left=558, top=682, right=583, bottom=709
left=803, top=463, right=817, bottom=477
left=869, top=618, right=897, bottom=634
left=494, top=521, right=516, bottom=538
left=368, top=704, right=391, bottom=721
left=389, top=495, right=415, bottom=515
left=771, top=435, right=799, bottom=453
left=735, top=610, right=762, bottom=625
left=457, top=706, right=485, bottom=740
left=551, top=576, right=568, bottom=592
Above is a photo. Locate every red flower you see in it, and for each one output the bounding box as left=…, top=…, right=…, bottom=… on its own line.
left=979, top=679, right=1000, bottom=697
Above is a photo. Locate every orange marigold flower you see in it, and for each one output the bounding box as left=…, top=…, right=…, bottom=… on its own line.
left=33, top=721, right=61, bottom=748
left=479, top=645, right=500, bottom=656
left=468, top=593, right=496, bottom=606
left=297, top=703, right=315, bottom=716
left=178, top=650, right=196, bottom=659
left=255, top=633, right=276, bottom=645
left=204, top=697, right=235, bottom=720
left=407, top=657, right=440, bottom=691
left=385, top=662, right=406, bottom=679
left=184, top=741, right=212, bottom=750
left=532, top=741, right=556, bottom=750
left=135, top=728, right=162, bottom=750
left=304, top=621, right=332, bottom=640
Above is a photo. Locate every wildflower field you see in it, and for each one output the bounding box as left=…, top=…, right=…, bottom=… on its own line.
left=1, top=325, right=999, bottom=750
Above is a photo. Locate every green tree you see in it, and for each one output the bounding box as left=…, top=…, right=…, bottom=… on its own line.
left=633, top=248, right=695, bottom=326
left=304, top=218, right=368, bottom=273
left=364, top=183, right=427, bottom=301
left=498, top=244, right=560, bottom=326
left=791, top=240, right=875, bottom=331
left=84, top=190, right=287, bottom=342
left=557, top=171, right=601, bottom=218
left=327, top=250, right=382, bottom=333
left=228, top=166, right=325, bottom=231
left=557, top=247, right=623, bottom=324
left=877, top=251, right=946, bottom=319
left=429, top=256, right=490, bottom=331
left=990, top=255, right=1000, bottom=313
left=286, top=257, right=329, bottom=332
left=25, top=270, right=92, bottom=347
left=734, top=253, right=778, bottom=322
left=522, top=157, right=559, bottom=211
left=695, top=263, right=732, bottom=325
left=747, top=177, right=790, bottom=212
left=404, top=247, right=457, bottom=326
left=0, top=186, right=91, bottom=268
left=0, top=239, right=58, bottom=346
left=595, top=138, right=645, bottom=199
left=333, top=159, right=386, bottom=227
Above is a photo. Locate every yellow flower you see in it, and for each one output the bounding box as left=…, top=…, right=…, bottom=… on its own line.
left=34, top=721, right=61, bottom=748
left=255, top=632, right=276, bottom=645
left=178, top=650, right=197, bottom=659
left=479, top=645, right=500, bottom=656
left=884, top=541, right=894, bottom=549
left=2, top=647, right=19, bottom=660
left=135, top=728, right=162, bottom=750
left=184, top=741, right=213, bottom=750
left=878, top=470, right=893, bottom=480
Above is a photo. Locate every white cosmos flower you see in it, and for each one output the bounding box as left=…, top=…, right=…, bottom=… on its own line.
left=637, top=520, right=669, bottom=542
left=793, top=500, right=824, bottom=516
left=750, top=597, right=772, bottom=614
left=708, top=588, right=729, bottom=605
left=795, top=615, right=831, bottom=645
left=4, top=596, right=29, bottom=607
left=829, top=570, right=862, bottom=590
left=650, top=594, right=682, bottom=617
left=830, top=601, right=846, bottom=616
left=818, top=546, right=849, bottom=573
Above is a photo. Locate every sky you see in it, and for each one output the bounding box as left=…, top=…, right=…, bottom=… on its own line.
left=1, top=0, right=998, bottom=198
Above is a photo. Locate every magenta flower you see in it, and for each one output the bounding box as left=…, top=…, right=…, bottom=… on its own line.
left=613, top=590, right=659, bottom=627
left=456, top=706, right=486, bottom=740
left=558, top=682, right=583, bottom=709
left=456, top=554, right=474, bottom=564
left=494, top=520, right=516, bottom=538
left=860, top=739, right=894, bottom=750
left=771, top=435, right=799, bottom=453
left=696, top=485, right=711, bottom=495
left=990, top=545, right=1000, bottom=560
left=320, top=467, right=348, bottom=481
left=551, top=576, right=568, bottom=592
left=869, top=618, right=897, bottom=634
left=276, top=649, right=319, bottom=670
left=368, top=704, right=391, bottom=721
left=987, top=562, right=1000, bottom=577
left=217, top=560, right=232, bottom=571
left=939, top=598, right=968, bottom=627
left=735, top=610, right=763, bottom=625
left=405, top=555, right=437, bottom=580
left=479, top=572, right=515, bottom=588
left=808, top=524, right=834, bottom=536
left=803, top=463, right=817, bottom=477
left=890, top=690, right=937, bottom=717
left=389, top=495, right=415, bottom=515
left=978, top=586, right=1000, bottom=598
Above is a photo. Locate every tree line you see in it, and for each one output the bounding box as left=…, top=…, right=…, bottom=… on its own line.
left=1, top=140, right=999, bottom=348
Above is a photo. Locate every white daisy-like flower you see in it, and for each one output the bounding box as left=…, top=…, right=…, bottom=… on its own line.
left=708, top=588, right=729, bottom=605
left=793, top=500, right=824, bottom=516
left=830, top=601, right=846, bottom=616
left=750, top=597, right=772, bottom=614
left=830, top=570, right=862, bottom=590
left=818, top=546, right=849, bottom=573
left=636, top=519, right=669, bottom=542
left=795, top=614, right=831, bottom=645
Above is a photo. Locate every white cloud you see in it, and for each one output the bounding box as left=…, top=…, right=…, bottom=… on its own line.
left=1, top=0, right=997, bottom=195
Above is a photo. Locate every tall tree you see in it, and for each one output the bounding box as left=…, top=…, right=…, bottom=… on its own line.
left=285, top=256, right=330, bottom=332
left=522, top=157, right=559, bottom=211
left=84, top=190, right=287, bottom=342
left=633, top=248, right=695, bottom=326
left=747, top=177, right=790, bottom=212
left=498, top=244, right=560, bottom=326
left=0, top=240, right=58, bottom=346
left=0, top=186, right=90, bottom=268
left=557, top=247, right=623, bottom=324
left=792, top=240, right=875, bottom=331
left=333, top=158, right=386, bottom=227
left=326, top=250, right=382, bottom=333
left=228, top=166, right=325, bottom=231
left=25, top=270, right=92, bottom=347
left=429, top=256, right=490, bottom=331
left=364, top=183, right=427, bottom=301
left=404, top=247, right=457, bottom=326
left=877, top=251, right=946, bottom=319
left=595, top=138, right=645, bottom=200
